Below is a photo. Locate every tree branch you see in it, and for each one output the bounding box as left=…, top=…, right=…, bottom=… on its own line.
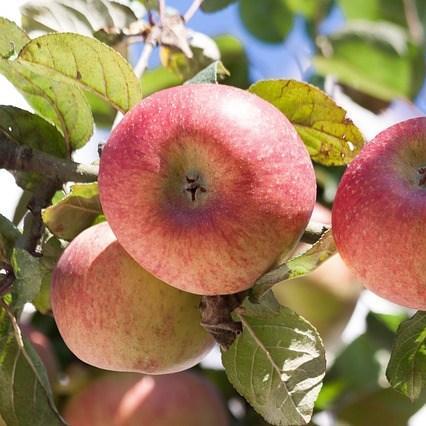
left=0, top=134, right=99, bottom=183
left=301, top=221, right=330, bottom=244
left=403, top=0, right=424, bottom=44
left=184, top=0, right=204, bottom=23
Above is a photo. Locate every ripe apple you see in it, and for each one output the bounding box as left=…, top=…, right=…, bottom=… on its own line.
left=332, top=117, right=426, bottom=309
left=99, top=83, right=316, bottom=295
left=273, top=204, right=361, bottom=347
left=51, top=222, right=214, bottom=374
left=64, top=372, right=229, bottom=426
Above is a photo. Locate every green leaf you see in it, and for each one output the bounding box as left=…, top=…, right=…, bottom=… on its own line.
left=386, top=311, right=426, bottom=401
left=314, top=21, right=425, bottom=101
left=0, top=58, right=94, bottom=151
left=0, top=215, right=20, bottom=264
left=19, top=33, right=142, bottom=112
left=33, top=237, right=65, bottom=314
left=10, top=249, right=42, bottom=311
left=336, top=387, right=425, bottom=426
left=249, top=80, right=364, bottom=165
left=0, top=106, right=66, bottom=158
left=42, top=182, right=103, bottom=241
left=20, top=0, right=138, bottom=36
left=0, top=18, right=30, bottom=59
left=252, top=229, right=337, bottom=300
left=202, top=0, right=237, bottom=13
left=222, top=299, right=326, bottom=426
left=316, top=333, right=382, bottom=409
left=161, top=31, right=221, bottom=81
left=185, top=61, right=229, bottom=84
left=0, top=106, right=68, bottom=189
left=0, top=308, right=64, bottom=425
left=215, top=34, right=249, bottom=88
left=337, top=0, right=406, bottom=27
left=239, top=0, right=293, bottom=44
left=285, top=0, right=331, bottom=20
left=141, top=66, right=182, bottom=97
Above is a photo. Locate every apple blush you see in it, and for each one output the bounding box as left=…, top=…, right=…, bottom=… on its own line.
left=51, top=222, right=214, bottom=374
left=99, top=84, right=316, bottom=295
left=332, top=117, right=426, bottom=310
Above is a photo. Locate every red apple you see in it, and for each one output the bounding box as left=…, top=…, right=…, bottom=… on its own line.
left=64, top=372, right=229, bottom=426
left=332, top=117, right=426, bottom=309
left=51, top=222, right=214, bottom=374
left=99, top=84, right=316, bottom=295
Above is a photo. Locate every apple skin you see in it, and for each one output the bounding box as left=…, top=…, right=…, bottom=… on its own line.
left=51, top=222, right=214, bottom=374
left=64, top=372, right=229, bottom=426
left=332, top=117, right=426, bottom=309
left=273, top=204, right=361, bottom=347
left=99, top=83, right=316, bottom=295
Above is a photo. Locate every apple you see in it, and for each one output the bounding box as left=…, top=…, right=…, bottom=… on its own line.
left=273, top=204, right=361, bottom=347
left=332, top=117, right=426, bottom=309
left=99, top=83, right=316, bottom=295
left=51, top=222, right=214, bottom=374
left=64, top=372, right=229, bottom=426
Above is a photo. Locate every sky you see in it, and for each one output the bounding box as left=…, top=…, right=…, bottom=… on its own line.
left=0, top=2, right=424, bottom=424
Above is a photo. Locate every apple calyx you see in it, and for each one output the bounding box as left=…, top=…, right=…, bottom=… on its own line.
left=184, top=173, right=207, bottom=203
left=418, top=166, right=426, bottom=187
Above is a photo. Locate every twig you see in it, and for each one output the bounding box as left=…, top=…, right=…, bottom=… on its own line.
left=184, top=0, right=204, bottom=23
left=133, top=25, right=162, bottom=79
left=159, top=0, right=166, bottom=24
left=0, top=134, right=99, bottom=183
left=403, top=0, right=424, bottom=44
left=16, top=179, right=62, bottom=255
left=301, top=221, right=330, bottom=244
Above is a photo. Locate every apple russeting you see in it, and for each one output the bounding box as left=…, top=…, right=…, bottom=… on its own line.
left=332, top=117, right=426, bottom=310
left=64, top=372, right=229, bottom=426
left=99, top=83, right=316, bottom=295
left=51, top=222, right=214, bottom=374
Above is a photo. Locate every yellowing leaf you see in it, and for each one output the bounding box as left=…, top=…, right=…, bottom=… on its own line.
left=250, top=79, right=364, bottom=165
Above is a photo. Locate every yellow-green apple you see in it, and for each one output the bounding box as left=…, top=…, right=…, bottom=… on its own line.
left=99, top=84, right=316, bottom=295
left=51, top=222, right=214, bottom=374
left=64, top=372, right=229, bottom=426
left=332, top=117, right=426, bottom=309
left=273, top=204, right=361, bottom=346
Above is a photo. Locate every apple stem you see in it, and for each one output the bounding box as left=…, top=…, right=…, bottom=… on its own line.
left=200, top=292, right=247, bottom=350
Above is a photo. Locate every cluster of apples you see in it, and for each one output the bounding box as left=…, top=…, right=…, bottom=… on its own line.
left=52, top=83, right=317, bottom=374
left=51, top=83, right=426, bottom=387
